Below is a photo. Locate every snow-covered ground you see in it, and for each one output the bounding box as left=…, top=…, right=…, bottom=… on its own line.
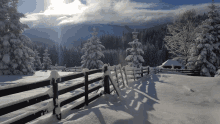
left=1, top=70, right=220, bottom=124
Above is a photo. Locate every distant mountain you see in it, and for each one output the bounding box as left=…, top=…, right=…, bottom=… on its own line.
left=59, top=23, right=139, bottom=48
left=22, top=27, right=58, bottom=47
left=22, top=21, right=171, bottom=49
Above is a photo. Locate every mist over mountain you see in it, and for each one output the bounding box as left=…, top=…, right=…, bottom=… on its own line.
left=22, top=16, right=172, bottom=49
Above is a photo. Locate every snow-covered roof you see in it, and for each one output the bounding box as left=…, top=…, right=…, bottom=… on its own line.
left=161, top=59, right=182, bottom=67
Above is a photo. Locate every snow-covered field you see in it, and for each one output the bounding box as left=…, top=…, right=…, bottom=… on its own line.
left=0, top=70, right=220, bottom=124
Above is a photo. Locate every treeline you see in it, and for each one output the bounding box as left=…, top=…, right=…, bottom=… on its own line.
left=32, top=12, right=209, bottom=68
left=32, top=42, right=168, bottom=67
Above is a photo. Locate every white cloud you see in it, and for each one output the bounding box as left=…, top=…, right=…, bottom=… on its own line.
left=20, top=0, right=220, bottom=28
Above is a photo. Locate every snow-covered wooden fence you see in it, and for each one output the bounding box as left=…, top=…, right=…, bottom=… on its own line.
left=122, top=66, right=150, bottom=84
left=0, top=64, right=132, bottom=123
left=50, top=65, right=66, bottom=71
left=66, top=66, right=83, bottom=72
left=160, top=68, right=200, bottom=76
left=108, top=64, right=126, bottom=89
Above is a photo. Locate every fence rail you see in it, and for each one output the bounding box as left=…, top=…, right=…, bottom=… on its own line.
left=0, top=64, right=150, bottom=124
left=123, top=66, right=150, bottom=84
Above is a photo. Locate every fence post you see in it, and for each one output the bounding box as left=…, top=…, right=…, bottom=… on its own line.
left=123, top=66, right=129, bottom=86
left=114, top=65, right=119, bottom=87
left=51, top=71, right=61, bottom=120
left=119, top=64, right=125, bottom=87
left=84, top=71, right=89, bottom=106
left=141, top=66, right=143, bottom=77
left=148, top=66, right=150, bottom=75
left=133, top=67, right=135, bottom=81
left=103, top=65, right=110, bottom=94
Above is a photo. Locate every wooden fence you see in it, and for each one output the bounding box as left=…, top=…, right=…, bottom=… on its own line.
left=50, top=65, right=66, bottom=71
left=0, top=64, right=150, bottom=124
left=65, top=66, right=83, bottom=72
left=158, top=68, right=200, bottom=76
left=123, top=66, right=150, bottom=84
left=108, top=65, right=126, bottom=89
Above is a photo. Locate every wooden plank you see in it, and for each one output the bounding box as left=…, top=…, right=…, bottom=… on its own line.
left=58, top=82, right=84, bottom=95
left=88, top=91, right=103, bottom=104
left=9, top=108, right=49, bottom=124
left=84, top=72, right=88, bottom=106
left=60, top=72, right=84, bottom=83
left=143, top=70, right=149, bottom=74
left=51, top=78, right=61, bottom=120
left=104, top=66, right=110, bottom=94
left=114, top=66, right=119, bottom=88
left=88, top=76, right=103, bottom=85
left=88, top=85, right=102, bottom=94
left=119, top=65, right=125, bottom=87
left=125, top=71, right=133, bottom=75
left=0, top=79, right=51, bottom=97
left=87, top=69, right=103, bottom=75
left=0, top=94, right=50, bottom=117
left=60, top=92, right=85, bottom=107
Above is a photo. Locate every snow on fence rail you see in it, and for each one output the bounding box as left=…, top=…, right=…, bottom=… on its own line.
left=0, top=64, right=150, bottom=124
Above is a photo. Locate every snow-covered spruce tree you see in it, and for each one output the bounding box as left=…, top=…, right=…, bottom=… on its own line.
left=33, top=50, right=42, bottom=71
left=81, top=27, right=105, bottom=70
left=125, top=29, right=144, bottom=68
left=42, top=48, right=52, bottom=70
left=186, top=1, right=220, bottom=77
left=0, top=0, right=35, bottom=75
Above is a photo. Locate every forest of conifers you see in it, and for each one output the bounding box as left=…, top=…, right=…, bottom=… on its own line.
left=30, top=12, right=209, bottom=68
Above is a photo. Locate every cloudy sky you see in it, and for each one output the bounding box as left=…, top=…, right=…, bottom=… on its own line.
left=18, top=0, right=220, bottom=27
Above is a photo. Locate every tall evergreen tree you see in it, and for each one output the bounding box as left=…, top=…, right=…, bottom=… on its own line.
left=81, top=27, right=105, bottom=69
left=186, top=1, right=220, bottom=77
left=0, top=0, right=35, bottom=75
left=33, top=49, right=42, bottom=71
left=42, top=48, right=52, bottom=70
left=125, top=29, right=144, bottom=68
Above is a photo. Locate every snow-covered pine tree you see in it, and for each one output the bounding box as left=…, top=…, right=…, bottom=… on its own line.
left=33, top=49, right=42, bottom=71
left=186, top=1, right=220, bottom=77
left=81, top=27, right=105, bottom=69
left=0, top=0, right=35, bottom=75
left=125, top=29, right=144, bottom=68
left=42, top=48, right=52, bottom=70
